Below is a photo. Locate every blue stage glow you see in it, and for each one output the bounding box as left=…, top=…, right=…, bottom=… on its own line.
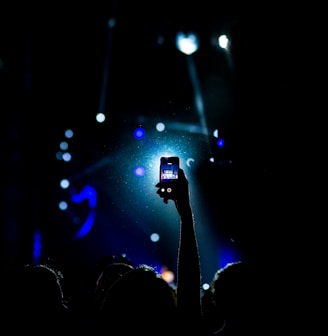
left=217, top=138, right=225, bottom=148
left=134, top=166, right=146, bottom=177
left=33, top=230, right=42, bottom=264
left=71, top=185, right=97, bottom=238
left=134, top=127, right=146, bottom=139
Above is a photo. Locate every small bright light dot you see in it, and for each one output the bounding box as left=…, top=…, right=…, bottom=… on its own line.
left=59, top=201, right=68, bottom=210
left=161, top=269, right=175, bottom=284
left=65, top=129, right=73, bottom=138
left=134, top=127, right=145, bottom=139
left=62, top=152, right=72, bottom=162
left=96, top=113, right=106, bottom=123
left=150, top=232, right=160, bottom=242
left=134, top=166, right=145, bottom=177
left=202, top=283, right=210, bottom=290
left=176, top=32, right=199, bottom=55
left=60, top=179, right=70, bottom=189
left=213, top=129, right=219, bottom=138
left=218, top=34, right=229, bottom=49
left=156, top=122, right=165, bottom=132
left=60, top=141, right=68, bottom=151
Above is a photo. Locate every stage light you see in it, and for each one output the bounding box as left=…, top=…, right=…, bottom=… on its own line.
left=62, top=152, right=72, bottom=162
left=218, top=34, right=229, bottom=50
left=176, top=31, right=199, bottom=55
left=70, top=185, right=97, bottom=238
left=134, top=166, right=146, bottom=177
left=65, top=129, right=74, bottom=138
left=60, top=179, right=70, bottom=189
left=150, top=232, right=160, bottom=242
left=156, top=122, right=165, bottom=132
left=60, top=141, right=68, bottom=151
left=59, top=201, right=68, bottom=210
left=33, top=230, right=42, bottom=264
left=217, top=138, right=225, bottom=148
left=134, top=127, right=146, bottom=139
left=202, top=282, right=210, bottom=291
left=160, top=266, right=175, bottom=284
left=96, top=112, right=106, bottom=123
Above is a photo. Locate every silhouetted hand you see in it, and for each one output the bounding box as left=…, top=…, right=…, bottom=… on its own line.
left=156, top=168, right=191, bottom=217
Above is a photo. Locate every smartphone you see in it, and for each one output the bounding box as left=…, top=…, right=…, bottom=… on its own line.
left=160, top=156, right=179, bottom=183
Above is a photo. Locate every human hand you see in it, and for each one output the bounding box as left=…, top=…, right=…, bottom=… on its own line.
left=155, top=168, right=189, bottom=205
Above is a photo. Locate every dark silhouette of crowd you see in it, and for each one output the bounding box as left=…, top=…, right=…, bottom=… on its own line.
left=201, top=261, right=266, bottom=335
left=1, top=167, right=268, bottom=335
left=2, top=261, right=72, bottom=334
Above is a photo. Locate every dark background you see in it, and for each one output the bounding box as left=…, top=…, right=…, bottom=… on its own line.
left=1, top=1, right=320, bottom=298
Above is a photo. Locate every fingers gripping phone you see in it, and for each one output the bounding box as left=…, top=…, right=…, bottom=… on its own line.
left=160, top=157, right=179, bottom=183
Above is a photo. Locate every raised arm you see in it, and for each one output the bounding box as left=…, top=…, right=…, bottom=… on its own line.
left=156, top=168, right=203, bottom=333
